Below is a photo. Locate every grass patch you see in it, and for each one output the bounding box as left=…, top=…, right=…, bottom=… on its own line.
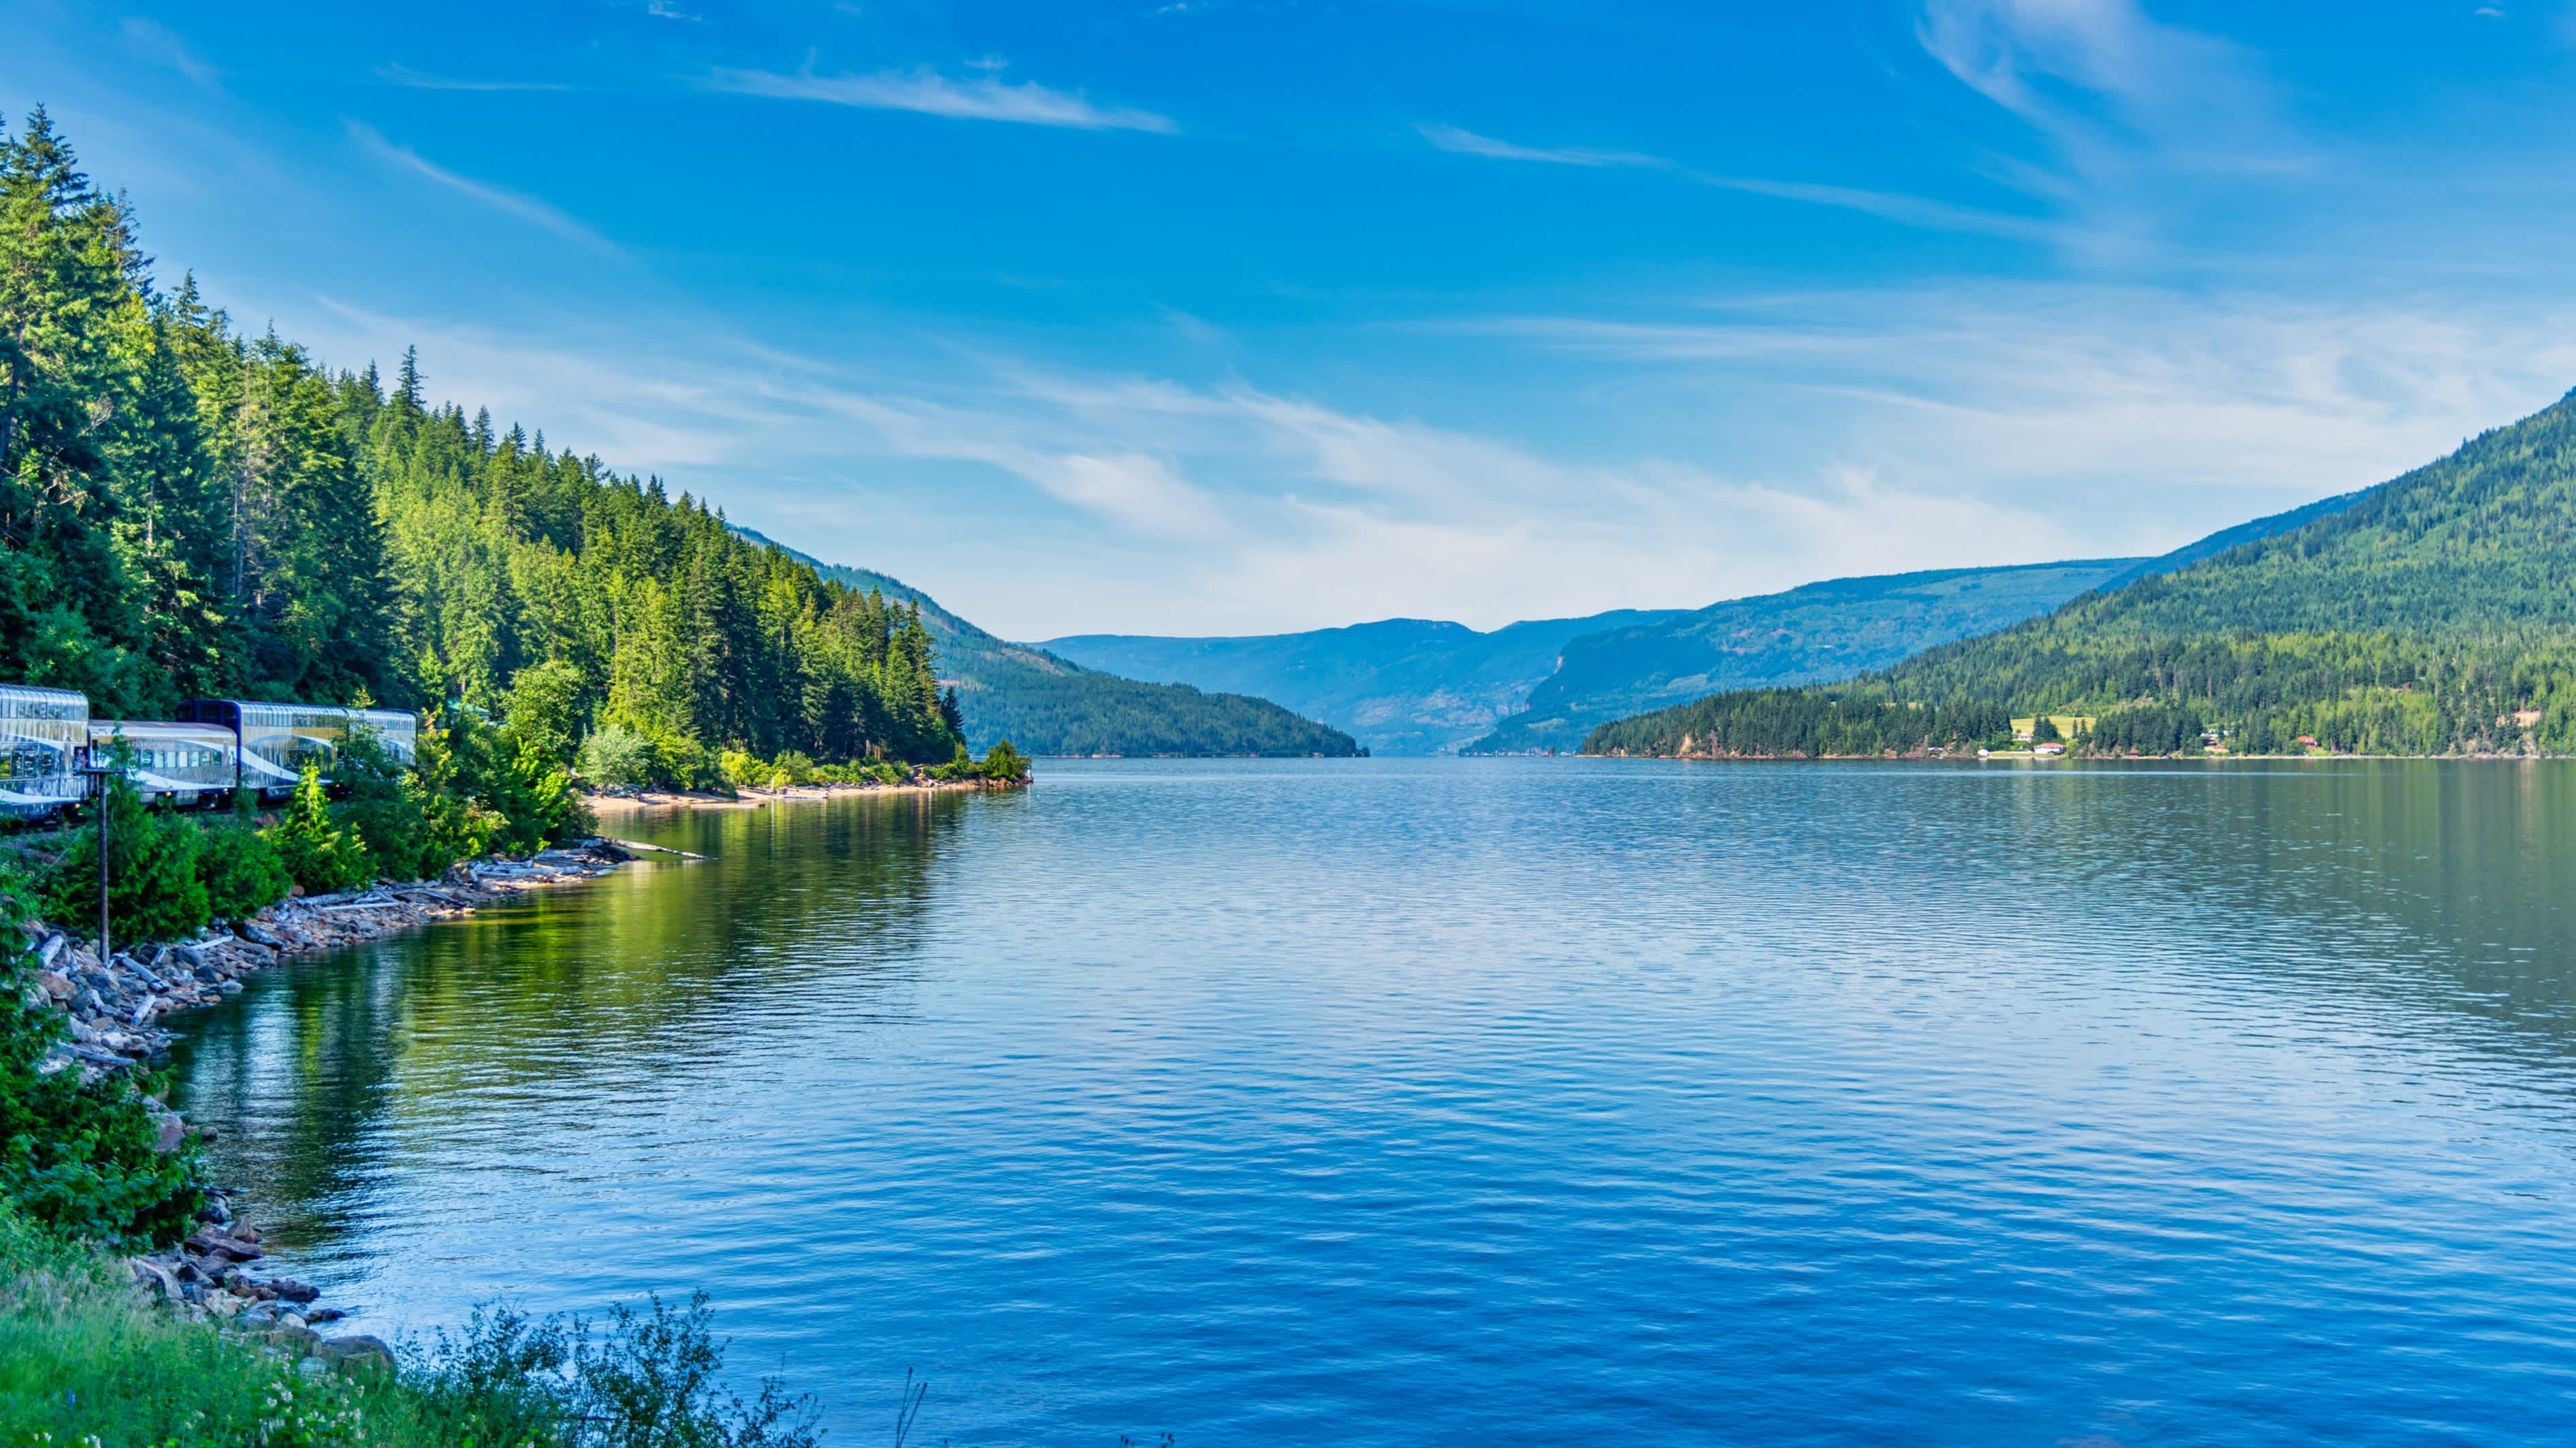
left=0, top=1207, right=817, bottom=1448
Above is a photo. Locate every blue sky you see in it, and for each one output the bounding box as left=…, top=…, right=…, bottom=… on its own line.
left=12, top=1, right=2576, bottom=638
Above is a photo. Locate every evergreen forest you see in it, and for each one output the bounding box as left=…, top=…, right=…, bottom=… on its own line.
left=1, top=110, right=959, bottom=784
left=1588, top=389, right=2576, bottom=759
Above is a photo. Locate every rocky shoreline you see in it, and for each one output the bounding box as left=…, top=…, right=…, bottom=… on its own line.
left=582, top=777, right=1003, bottom=814
left=20, top=835, right=641, bottom=1366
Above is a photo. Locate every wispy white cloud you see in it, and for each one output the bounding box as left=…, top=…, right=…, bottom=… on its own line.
left=779, top=359, right=2087, bottom=630
left=1420, top=121, right=2060, bottom=242
left=374, top=63, right=572, bottom=93
left=792, top=388, right=1228, bottom=539
left=1417, top=123, right=1663, bottom=169
left=1468, top=283, right=2576, bottom=518
left=120, top=18, right=216, bottom=88
left=1701, top=175, right=2061, bottom=242
left=344, top=120, right=614, bottom=251
left=707, top=66, right=1177, bottom=133
left=1916, top=0, right=2304, bottom=198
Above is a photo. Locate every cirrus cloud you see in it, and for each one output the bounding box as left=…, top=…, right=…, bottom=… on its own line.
left=707, top=65, right=1177, bottom=133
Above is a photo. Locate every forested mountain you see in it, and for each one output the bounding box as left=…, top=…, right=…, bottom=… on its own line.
left=1466, top=560, right=2142, bottom=754
left=0, top=110, right=956, bottom=779
left=737, top=531, right=1362, bottom=757
left=1042, top=610, right=1680, bottom=756
left=1590, top=389, right=2576, bottom=758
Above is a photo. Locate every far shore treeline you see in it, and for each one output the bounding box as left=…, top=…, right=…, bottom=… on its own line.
left=1588, top=389, right=2576, bottom=760
left=0, top=109, right=982, bottom=790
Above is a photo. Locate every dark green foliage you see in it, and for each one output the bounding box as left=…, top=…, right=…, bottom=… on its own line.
left=0, top=112, right=961, bottom=773
left=336, top=729, right=439, bottom=883
left=0, top=878, right=199, bottom=1246
left=408, top=1303, right=571, bottom=1448
left=1585, top=688, right=2009, bottom=758
left=35, top=766, right=206, bottom=948
left=0, top=1214, right=823, bottom=1446
left=266, top=765, right=373, bottom=895
left=0, top=110, right=158, bottom=711
left=926, top=738, right=1031, bottom=782
left=978, top=738, right=1030, bottom=782
left=954, top=671, right=1360, bottom=757
left=504, top=658, right=585, bottom=767
left=2087, top=704, right=2205, bottom=756
left=410, top=1293, right=819, bottom=1448
left=1590, top=389, right=2576, bottom=758
left=195, top=807, right=291, bottom=923
left=745, top=531, right=1362, bottom=758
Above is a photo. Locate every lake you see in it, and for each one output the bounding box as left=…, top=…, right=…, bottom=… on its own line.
left=169, top=758, right=2576, bottom=1445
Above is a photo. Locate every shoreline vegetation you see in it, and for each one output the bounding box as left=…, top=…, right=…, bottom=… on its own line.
left=0, top=102, right=1030, bottom=1444
left=0, top=773, right=1026, bottom=1442
left=0, top=851, right=835, bottom=1444
left=1577, top=390, right=2576, bottom=764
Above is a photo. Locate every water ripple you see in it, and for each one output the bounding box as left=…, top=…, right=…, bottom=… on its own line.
left=170, top=759, right=2576, bottom=1446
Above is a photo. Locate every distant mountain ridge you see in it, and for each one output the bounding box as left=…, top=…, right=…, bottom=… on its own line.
left=1043, top=609, right=1681, bottom=756
left=1466, top=559, right=2146, bottom=754
left=1585, top=388, right=2576, bottom=758
left=732, top=530, right=1359, bottom=757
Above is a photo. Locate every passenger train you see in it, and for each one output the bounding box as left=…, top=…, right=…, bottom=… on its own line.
left=0, top=684, right=416, bottom=821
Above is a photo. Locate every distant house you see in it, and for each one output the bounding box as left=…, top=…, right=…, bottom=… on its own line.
left=2295, top=734, right=2319, bottom=747
left=2033, top=741, right=2066, bottom=756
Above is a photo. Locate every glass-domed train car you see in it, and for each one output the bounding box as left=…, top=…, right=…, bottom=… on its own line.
left=0, top=685, right=88, bottom=820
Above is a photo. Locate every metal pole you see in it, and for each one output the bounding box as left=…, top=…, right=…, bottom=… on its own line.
left=77, top=761, right=112, bottom=962
left=96, top=767, right=109, bottom=963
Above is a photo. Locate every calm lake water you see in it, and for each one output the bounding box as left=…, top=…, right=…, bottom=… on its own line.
left=170, top=759, right=2576, bottom=1445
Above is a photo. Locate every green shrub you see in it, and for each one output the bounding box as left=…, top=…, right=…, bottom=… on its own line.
left=0, top=1227, right=820, bottom=1448
left=410, top=709, right=504, bottom=867
left=196, top=807, right=291, bottom=924
left=577, top=726, right=656, bottom=791
left=0, top=883, right=199, bottom=1246
left=334, top=730, right=440, bottom=882
left=0, top=1204, right=398, bottom=1445
left=36, top=767, right=208, bottom=949
left=647, top=730, right=724, bottom=794
left=263, top=767, right=372, bottom=896
left=978, top=739, right=1031, bottom=783
left=552, top=1291, right=818, bottom=1448
left=502, top=735, right=589, bottom=850
left=502, top=659, right=587, bottom=769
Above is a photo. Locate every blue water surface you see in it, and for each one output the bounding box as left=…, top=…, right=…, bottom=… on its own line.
left=171, top=759, right=2576, bottom=1445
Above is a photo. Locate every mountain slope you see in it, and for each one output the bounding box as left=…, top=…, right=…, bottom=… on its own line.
left=1042, top=609, right=1680, bottom=756
left=1588, top=389, right=2576, bottom=758
left=1468, top=559, right=2144, bottom=754
left=2089, top=488, right=2367, bottom=594
left=734, top=530, right=1360, bottom=757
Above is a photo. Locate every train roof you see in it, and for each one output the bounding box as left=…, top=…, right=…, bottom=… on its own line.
left=88, top=719, right=237, bottom=739
left=180, top=698, right=416, bottom=722
left=0, top=683, right=89, bottom=718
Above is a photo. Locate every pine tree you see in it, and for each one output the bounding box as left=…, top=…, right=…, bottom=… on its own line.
left=264, top=762, right=372, bottom=894
left=0, top=111, right=968, bottom=777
